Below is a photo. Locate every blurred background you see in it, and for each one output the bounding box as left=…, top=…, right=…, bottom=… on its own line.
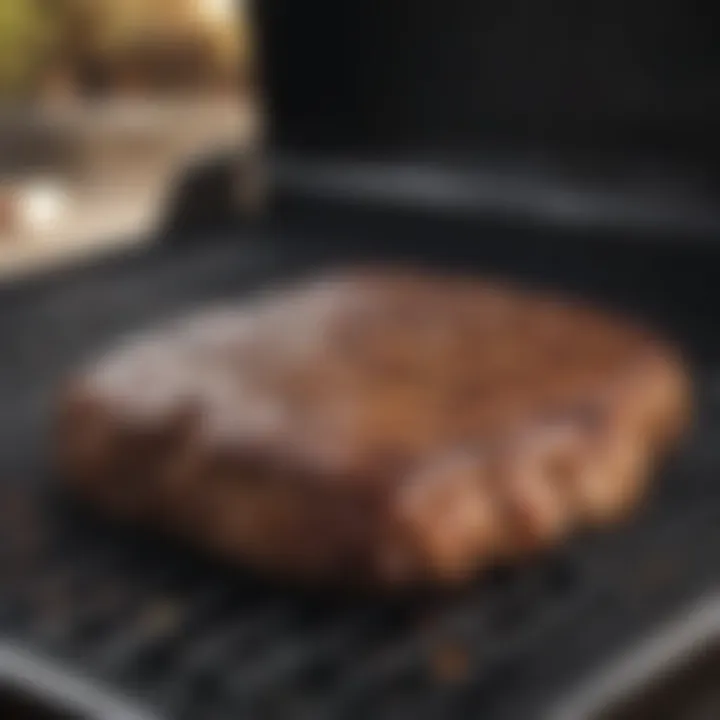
left=0, top=0, right=258, bottom=276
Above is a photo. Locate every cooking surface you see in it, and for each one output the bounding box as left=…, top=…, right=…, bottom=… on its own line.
left=2, top=212, right=720, bottom=718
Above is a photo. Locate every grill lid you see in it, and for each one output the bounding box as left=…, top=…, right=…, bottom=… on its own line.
left=253, top=0, right=720, bottom=234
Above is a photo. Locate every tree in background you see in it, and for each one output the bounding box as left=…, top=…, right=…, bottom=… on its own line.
left=62, top=0, right=248, bottom=97
left=0, top=0, right=250, bottom=102
left=0, top=0, right=60, bottom=99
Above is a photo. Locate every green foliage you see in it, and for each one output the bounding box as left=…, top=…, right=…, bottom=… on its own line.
left=0, top=0, right=58, bottom=98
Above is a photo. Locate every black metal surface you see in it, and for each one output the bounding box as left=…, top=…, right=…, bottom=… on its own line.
left=2, top=212, right=720, bottom=719
left=253, top=0, right=720, bottom=236
left=256, top=0, right=720, bottom=160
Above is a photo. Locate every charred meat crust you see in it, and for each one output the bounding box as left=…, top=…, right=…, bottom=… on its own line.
left=56, top=269, right=691, bottom=587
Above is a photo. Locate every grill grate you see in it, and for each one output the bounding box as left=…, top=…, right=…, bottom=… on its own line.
left=0, top=486, right=584, bottom=718
left=2, top=227, right=720, bottom=718
left=2, top=395, right=720, bottom=720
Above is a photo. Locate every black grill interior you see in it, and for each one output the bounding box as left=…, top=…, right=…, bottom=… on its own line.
left=2, top=212, right=720, bottom=719
left=256, top=0, right=720, bottom=177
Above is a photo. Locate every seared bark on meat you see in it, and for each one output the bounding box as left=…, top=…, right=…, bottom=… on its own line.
left=56, top=269, right=690, bottom=586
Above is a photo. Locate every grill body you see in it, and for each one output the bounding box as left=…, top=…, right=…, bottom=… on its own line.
left=1, top=207, right=720, bottom=719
